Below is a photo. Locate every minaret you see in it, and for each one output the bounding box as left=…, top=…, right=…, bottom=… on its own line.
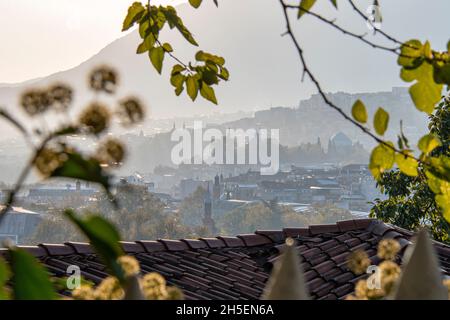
left=203, top=183, right=217, bottom=234
left=213, top=174, right=221, bottom=200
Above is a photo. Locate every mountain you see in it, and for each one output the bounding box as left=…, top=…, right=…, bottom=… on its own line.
left=3, top=0, right=443, bottom=134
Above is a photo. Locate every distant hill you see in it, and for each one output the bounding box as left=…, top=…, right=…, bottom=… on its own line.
left=1, top=0, right=426, bottom=137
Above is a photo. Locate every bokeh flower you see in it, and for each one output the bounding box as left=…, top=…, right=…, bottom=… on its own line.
left=377, top=239, right=401, bottom=261
left=117, top=255, right=140, bottom=277
left=96, top=138, right=126, bottom=167
left=117, top=97, right=145, bottom=126
left=20, top=89, right=51, bottom=116
left=141, top=272, right=168, bottom=300
left=72, top=284, right=95, bottom=300
left=48, top=84, right=73, bottom=111
left=79, top=102, right=110, bottom=134
left=89, top=66, right=118, bottom=94
left=94, top=276, right=124, bottom=300
left=347, top=250, right=371, bottom=275
left=34, top=147, right=63, bottom=177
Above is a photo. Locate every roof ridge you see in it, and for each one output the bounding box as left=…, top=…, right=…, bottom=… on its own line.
left=0, top=218, right=383, bottom=258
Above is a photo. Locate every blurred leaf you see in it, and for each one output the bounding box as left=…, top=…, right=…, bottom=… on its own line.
left=330, top=0, right=337, bottom=8
left=50, top=151, right=110, bottom=192
left=395, top=152, right=419, bottom=177
left=162, top=42, right=173, bottom=53
left=369, top=142, right=395, bottom=180
left=123, top=2, right=145, bottom=31
left=0, top=257, right=10, bottom=300
left=195, top=51, right=225, bottom=66
left=425, top=171, right=450, bottom=223
left=401, top=62, right=443, bottom=114
left=397, top=39, right=423, bottom=68
left=351, top=100, right=368, bottom=124
left=149, top=46, right=165, bottom=74
left=10, top=248, right=56, bottom=300
left=418, top=134, right=441, bottom=154
left=64, top=210, right=125, bottom=282
left=188, top=0, right=203, bottom=8
left=186, top=76, right=199, bottom=101
left=298, top=0, right=316, bottom=19
left=200, top=82, right=218, bottom=105
left=374, top=107, right=389, bottom=135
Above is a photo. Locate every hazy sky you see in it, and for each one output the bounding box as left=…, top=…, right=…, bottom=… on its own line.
left=0, top=0, right=449, bottom=85
left=0, top=0, right=182, bottom=83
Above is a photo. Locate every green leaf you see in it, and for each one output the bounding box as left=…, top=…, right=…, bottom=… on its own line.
left=397, top=39, right=423, bottom=68
left=298, top=0, right=316, bottom=19
left=351, top=100, right=368, bottom=124
left=136, top=41, right=149, bottom=54
left=162, top=7, right=198, bottom=46
left=0, top=257, right=10, bottom=300
left=369, top=142, right=395, bottom=180
left=395, top=152, right=418, bottom=177
left=425, top=171, right=450, bottom=223
left=122, top=2, right=145, bottom=31
left=51, top=151, right=110, bottom=192
left=418, top=134, right=441, bottom=154
left=219, top=67, right=230, bottom=81
left=200, top=82, right=218, bottom=105
left=188, top=0, right=203, bottom=8
left=64, top=210, right=125, bottom=282
left=149, top=46, right=165, bottom=74
left=195, top=51, right=225, bottom=66
left=330, top=0, right=337, bottom=8
left=162, top=42, right=173, bottom=53
left=171, top=64, right=186, bottom=76
left=373, top=107, right=389, bottom=135
left=401, top=62, right=443, bottom=114
left=10, top=248, right=56, bottom=300
left=186, top=76, right=199, bottom=101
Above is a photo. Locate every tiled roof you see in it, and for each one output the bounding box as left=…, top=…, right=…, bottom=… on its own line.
left=1, top=218, right=450, bottom=300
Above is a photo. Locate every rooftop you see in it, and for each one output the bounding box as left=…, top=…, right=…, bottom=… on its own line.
left=1, top=218, right=449, bottom=300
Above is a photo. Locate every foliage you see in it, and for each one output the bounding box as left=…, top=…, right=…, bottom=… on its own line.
left=122, top=1, right=229, bottom=104
left=219, top=202, right=353, bottom=235
left=371, top=99, right=450, bottom=243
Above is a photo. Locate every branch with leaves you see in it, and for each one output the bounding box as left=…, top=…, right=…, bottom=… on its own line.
left=122, top=1, right=229, bottom=105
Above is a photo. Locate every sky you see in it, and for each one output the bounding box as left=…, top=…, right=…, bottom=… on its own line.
left=0, top=0, right=183, bottom=84
left=1, top=0, right=449, bottom=85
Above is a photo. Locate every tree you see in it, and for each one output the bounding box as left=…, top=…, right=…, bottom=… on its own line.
left=372, top=98, right=450, bottom=243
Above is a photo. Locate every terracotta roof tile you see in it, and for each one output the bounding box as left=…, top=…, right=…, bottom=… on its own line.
left=120, top=241, right=145, bottom=253
left=309, top=224, right=340, bottom=235
left=6, top=219, right=449, bottom=301
left=283, top=227, right=310, bottom=237
left=199, top=238, right=226, bottom=248
left=181, top=239, right=208, bottom=249
left=38, top=244, right=75, bottom=256
left=337, top=220, right=357, bottom=232
left=158, top=239, right=189, bottom=251
left=237, top=234, right=272, bottom=247
left=136, top=240, right=165, bottom=252
left=255, top=230, right=285, bottom=242
left=216, top=236, right=245, bottom=247
left=65, top=242, right=93, bottom=254
left=17, top=245, right=47, bottom=257
left=354, top=218, right=376, bottom=229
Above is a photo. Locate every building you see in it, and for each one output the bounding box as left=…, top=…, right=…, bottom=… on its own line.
left=0, top=206, right=42, bottom=244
